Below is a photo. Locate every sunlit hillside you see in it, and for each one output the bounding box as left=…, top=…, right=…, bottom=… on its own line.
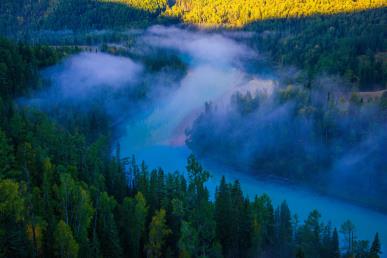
left=101, top=0, right=168, bottom=13
left=165, top=0, right=387, bottom=27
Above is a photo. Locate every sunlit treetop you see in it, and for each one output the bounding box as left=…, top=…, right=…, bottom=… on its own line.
left=101, top=0, right=169, bottom=13
left=165, top=0, right=387, bottom=27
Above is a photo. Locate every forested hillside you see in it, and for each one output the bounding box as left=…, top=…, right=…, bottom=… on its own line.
left=2, top=1, right=385, bottom=90
left=187, top=83, right=387, bottom=211
left=0, top=38, right=383, bottom=258
left=0, top=0, right=168, bottom=36
left=103, top=0, right=168, bottom=13
left=166, top=0, right=386, bottom=27
left=0, top=38, right=77, bottom=98
left=246, top=8, right=387, bottom=89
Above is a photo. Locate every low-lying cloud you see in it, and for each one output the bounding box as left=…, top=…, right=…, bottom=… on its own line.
left=186, top=76, right=387, bottom=210
left=124, top=26, right=273, bottom=147
left=42, top=52, right=143, bottom=99
left=143, top=25, right=254, bottom=66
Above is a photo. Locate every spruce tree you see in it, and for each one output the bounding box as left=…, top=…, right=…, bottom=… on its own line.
left=276, top=201, right=293, bottom=257
left=331, top=228, right=340, bottom=258
left=369, top=233, right=381, bottom=258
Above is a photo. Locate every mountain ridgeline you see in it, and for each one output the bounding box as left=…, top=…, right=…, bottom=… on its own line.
left=1, top=1, right=386, bottom=89
left=1, top=0, right=386, bottom=31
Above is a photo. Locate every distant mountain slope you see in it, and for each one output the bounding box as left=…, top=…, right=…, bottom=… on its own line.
left=102, top=0, right=168, bottom=13
left=0, top=0, right=166, bottom=35
left=1, top=1, right=385, bottom=88
left=2, top=0, right=386, bottom=32
left=246, top=8, right=387, bottom=89
left=166, top=0, right=387, bottom=27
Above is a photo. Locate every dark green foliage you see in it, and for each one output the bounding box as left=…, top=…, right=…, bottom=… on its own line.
left=331, top=228, right=341, bottom=258
left=0, top=37, right=75, bottom=98
left=0, top=36, right=382, bottom=258
left=370, top=233, right=382, bottom=258
left=96, top=192, right=123, bottom=258
left=0, top=0, right=168, bottom=36
left=120, top=192, right=148, bottom=258
left=247, top=8, right=387, bottom=89
left=296, top=210, right=322, bottom=258
left=0, top=179, right=30, bottom=257
left=53, top=220, right=79, bottom=258
left=296, top=248, right=305, bottom=258
left=0, top=129, right=14, bottom=178
left=215, top=177, right=252, bottom=257
left=276, top=201, right=293, bottom=258
left=178, top=221, right=198, bottom=258
left=187, top=83, right=387, bottom=212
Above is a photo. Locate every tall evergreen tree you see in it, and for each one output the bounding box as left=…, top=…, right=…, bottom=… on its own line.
left=58, top=173, right=94, bottom=254
left=178, top=221, right=198, bottom=258
left=297, top=210, right=322, bottom=258
left=0, top=179, right=29, bottom=257
left=278, top=201, right=293, bottom=258
left=0, top=129, right=14, bottom=179
left=121, top=192, right=148, bottom=258
left=96, top=192, right=123, bottom=258
left=331, top=228, right=340, bottom=258
left=369, top=233, right=381, bottom=258
left=340, top=219, right=356, bottom=255
left=146, top=209, right=171, bottom=258
left=215, top=176, right=232, bottom=256
left=53, top=220, right=79, bottom=258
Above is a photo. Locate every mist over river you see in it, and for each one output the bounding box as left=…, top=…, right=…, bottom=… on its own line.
left=37, top=26, right=387, bottom=255
left=119, top=96, right=387, bottom=256
left=118, top=26, right=387, bottom=255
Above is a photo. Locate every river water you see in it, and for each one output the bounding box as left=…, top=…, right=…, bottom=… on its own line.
left=120, top=117, right=387, bottom=256
left=117, top=26, right=387, bottom=255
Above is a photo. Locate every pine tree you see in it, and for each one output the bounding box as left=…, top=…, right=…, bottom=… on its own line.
left=0, top=129, right=14, bottom=179
left=215, top=176, right=232, bottom=256
left=320, top=223, right=332, bottom=258
left=54, top=220, right=79, bottom=258
left=340, top=219, right=356, bottom=255
left=297, top=210, right=322, bottom=258
left=185, top=155, right=215, bottom=257
left=331, top=228, right=340, bottom=258
left=58, top=173, right=94, bottom=252
left=121, top=192, right=148, bottom=258
left=146, top=209, right=171, bottom=258
left=178, top=221, right=198, bottom=258
left=369, top=233, right=381, bottom=258
left=0, top=179, right=28, bottom=257
left=278, top=201, right=293, bottom=258
left=96, top=192, right=123, bottom=258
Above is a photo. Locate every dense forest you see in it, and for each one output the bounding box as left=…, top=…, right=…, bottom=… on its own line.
left=2, top=1, right=385, bottom=90
left=0, top=37, right=383, bottom=258
left=187, top=82, right=387, bottom=211
left=166, top=0, right=386, bottom=27
left=246, top=8, right=387, bottom=90
left=0, top=0, right=171, bottom=36
left=1, top=1, right=387, bottom=258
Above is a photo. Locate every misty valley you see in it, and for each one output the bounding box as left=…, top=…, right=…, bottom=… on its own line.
left=0, top=1, right=386, bottom=258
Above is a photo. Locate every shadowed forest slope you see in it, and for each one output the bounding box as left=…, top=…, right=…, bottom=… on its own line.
left=244, top=8, right=387, bottom=89
left=0, top=0, right=171, bottom=36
